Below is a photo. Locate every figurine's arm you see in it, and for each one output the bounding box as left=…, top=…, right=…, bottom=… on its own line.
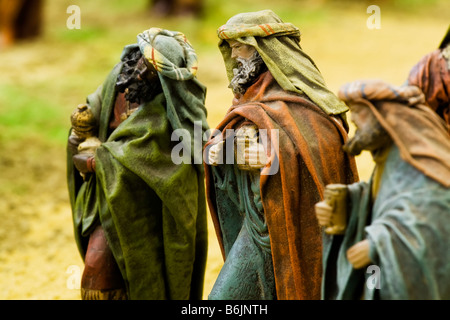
left=346, top=239, right=372, bottom=269
left=73, top=153, right=96, bottom=174
left=315, top=184, right=373, bottom=269
left=69, top=133, right=97, bottom=174
left=72, top=137, right=101, bottom=174
left=315, top=201, right=334, bottom=228
left=68, top=132, right=83, bottom=155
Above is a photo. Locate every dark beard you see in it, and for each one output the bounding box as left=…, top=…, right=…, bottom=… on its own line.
left=116, top=48, right=162, bottom=104
left=229, top=51, right=267, bottom=95
left=343, top=121, right=392, bottom=156
left=121, top=78, right=162, bottom=105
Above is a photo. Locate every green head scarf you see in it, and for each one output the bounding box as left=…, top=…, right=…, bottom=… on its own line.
left=122, top=28, right=209, bottom=167
left=217, top=10, right=348, bottom=116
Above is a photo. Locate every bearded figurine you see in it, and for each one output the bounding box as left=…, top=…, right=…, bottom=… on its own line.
left=204, top=10, right=359, bottom=300
left=316, top=80, right=450, bottom=299
left=67, top=28, right=209, bottom=300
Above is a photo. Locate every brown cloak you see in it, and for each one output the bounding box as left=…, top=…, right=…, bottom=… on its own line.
left=205, top=71, right=358, bottom=299
left=339, top=79, right=450, bottom=187
left=407, top=48, right=450, bottom=127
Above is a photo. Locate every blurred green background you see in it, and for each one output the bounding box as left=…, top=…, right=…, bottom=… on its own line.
left=0, top=0, right=448, bottom=299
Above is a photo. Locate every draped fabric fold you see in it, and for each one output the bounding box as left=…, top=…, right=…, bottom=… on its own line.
left=205, top=71, right=358, bottom=299
left=67, top=29, right=209, bottom=299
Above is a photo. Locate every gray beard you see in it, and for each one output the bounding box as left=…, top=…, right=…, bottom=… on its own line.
left=343, top=122, right=391, bottom=156
left=229, top=51, right=266, bottom=95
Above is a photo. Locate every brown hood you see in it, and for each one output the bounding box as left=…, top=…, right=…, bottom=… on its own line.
left=339, top=79, right=450, bottom=187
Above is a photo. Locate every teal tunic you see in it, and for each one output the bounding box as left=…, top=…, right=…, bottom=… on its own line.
left=322, top=145, right=450, bottom=299
left=208, top=165, right=276, bottom=299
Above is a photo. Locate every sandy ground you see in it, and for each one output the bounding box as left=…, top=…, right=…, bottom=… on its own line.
left=0, top=138, right=224, bottom=299
left=0, top=136, right=225, bottom=300
left=0, top=140, right=81, bottom=299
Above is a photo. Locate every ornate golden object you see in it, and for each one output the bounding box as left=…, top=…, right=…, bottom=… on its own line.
left=70, top=104, right=97, bottom=139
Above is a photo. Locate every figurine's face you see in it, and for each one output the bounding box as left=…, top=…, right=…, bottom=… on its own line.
left=136, top=57, right=158, bottom=82
left=343, top=102, right=391, bottom=155
left=116, top=50, right=162, bottom=104
left=228, top=40, right=256, bottom=60
left=226, top=40, right=266, bottom=95
left=349, top=103, right=374, bottom=130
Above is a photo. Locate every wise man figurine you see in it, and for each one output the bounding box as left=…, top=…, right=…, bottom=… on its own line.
left=204, top=10, right=358, bottom=300
left=316, top=79, right=450, bottom=299
left=67, top=28, right=209, bottom=300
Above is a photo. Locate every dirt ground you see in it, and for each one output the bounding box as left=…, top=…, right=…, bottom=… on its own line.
left=0, top=1, right=448, bottom=300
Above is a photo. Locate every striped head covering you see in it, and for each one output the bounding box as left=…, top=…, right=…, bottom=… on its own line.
left=339, top=80, right=426, bottom=106
left=217, top=20, right=300, bottom=40
left=119, top=28, right=209, bottom=168
left=137, top=28, right=199, bottom=80
left=217, top=10, right=349, bottom=117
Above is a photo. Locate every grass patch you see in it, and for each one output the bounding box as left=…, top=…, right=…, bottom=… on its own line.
left=0, top=85, right=69, bottom=145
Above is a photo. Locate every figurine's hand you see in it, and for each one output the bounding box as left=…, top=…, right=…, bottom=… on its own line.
left=68, top=134, right=83, bottom=155
left=314, top=200, right=333, bottom=227
left=346, top=239, right=372, bottom=269
left=208, top=141, right=224, bottom=166
left=72, top=153, right=96, bottom=174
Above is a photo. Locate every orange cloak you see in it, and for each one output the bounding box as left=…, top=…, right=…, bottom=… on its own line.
left=205, top=71, right=358, bottom=299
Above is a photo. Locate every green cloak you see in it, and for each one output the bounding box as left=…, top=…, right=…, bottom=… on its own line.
left=67, top=46, right=208, bottom=299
